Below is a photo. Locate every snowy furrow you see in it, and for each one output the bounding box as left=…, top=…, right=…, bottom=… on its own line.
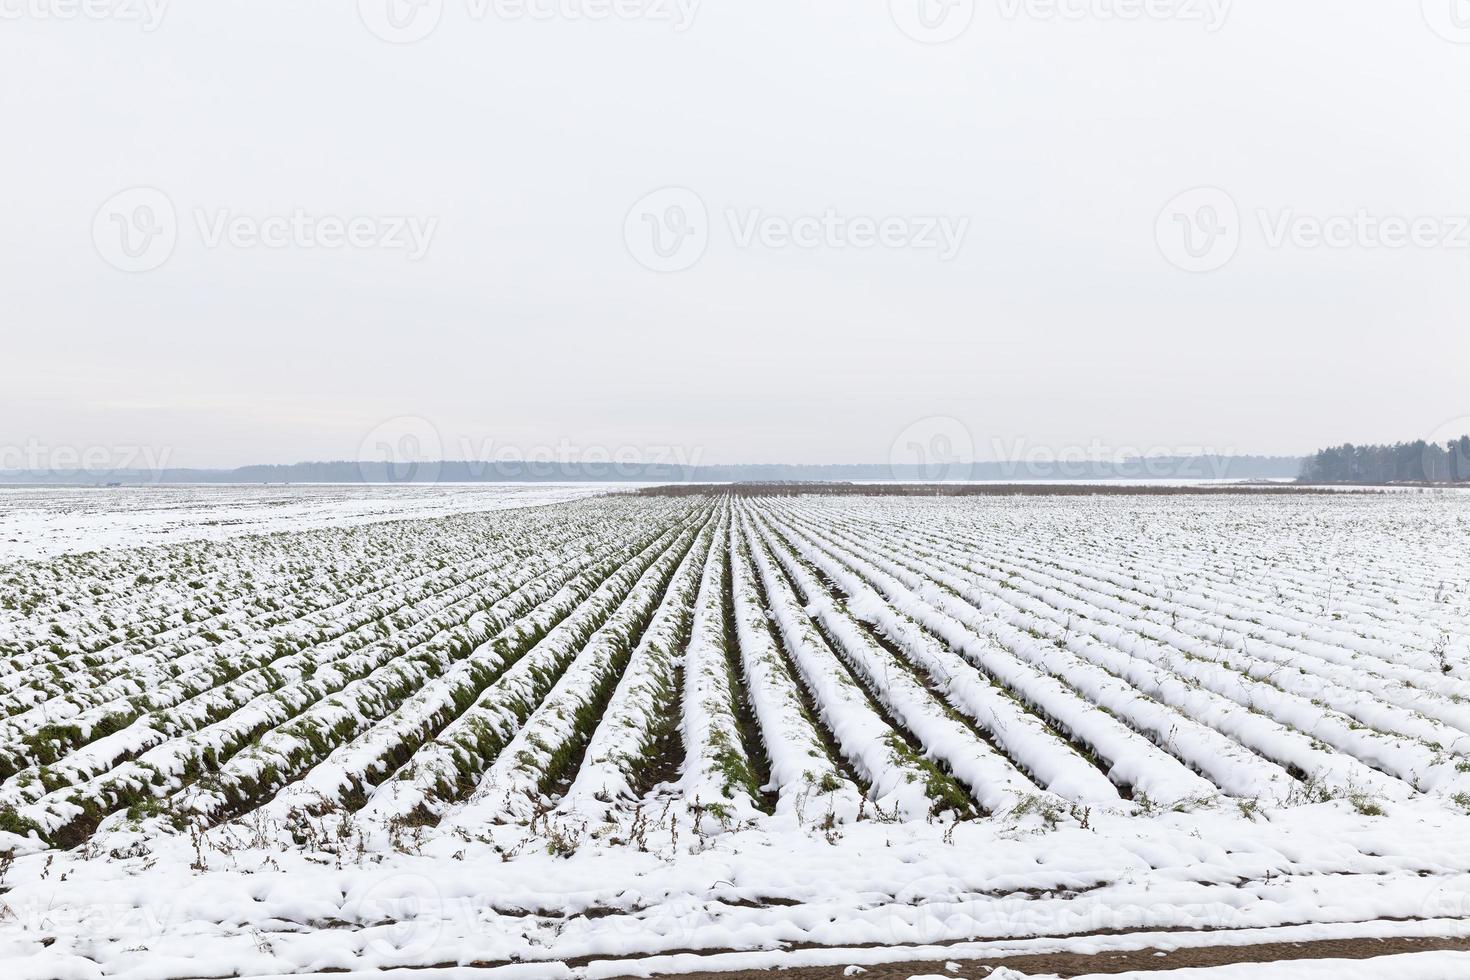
left=20, top=524, right=654, bottom=841
left=932, top=531, right=1470, bottom=768
left=0, top=535, right=562, bottom=770
left=815, top=513, right=1409, bottom=803
left=965, top=532, right=1470, bottom=727
left=764, top=508, right=1220, bottom=806
left=727, top=519, right=864, bottom=823
left=954, top=524, right=1470, bottom=690
left=560, top=520, right=714, bottom=811
left=677, top=506, right=766, bottom=821
left=357, top=515, right=701, bottom=832
left=985, top=570, right=1452, bottom=797
left=0, top=528, right=616, bottom=814
left=0, top=552, right=383, bottom=697
left=1, top=496, right=638, bottom=712
left=761, top=509, right=1118, bottom=807
left=752, top=514, right=1041, bottom=816
left=1097, top=523, right=1464, bottom=647
left=854, top=514, right=1449, bottom=795
left=0, top=523, right=493, bottom=709
left=244, top=528, right=660, bottom=830
left=967, top=516, right=1467, bottom=673
left=739, top=510, right=941, bottom=821
left=449, top=513, right=710, bottom=826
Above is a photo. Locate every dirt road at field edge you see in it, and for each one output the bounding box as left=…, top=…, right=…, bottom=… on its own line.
left=601, top=935, right=1470, bottom=979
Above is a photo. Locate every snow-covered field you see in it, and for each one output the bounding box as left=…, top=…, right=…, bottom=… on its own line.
left=0, top=484, right=623, bottom=562
left=2, top=489, right=1469, bottom=979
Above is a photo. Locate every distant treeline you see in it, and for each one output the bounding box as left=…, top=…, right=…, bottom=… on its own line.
left=2, top=455, right=1304, bottom=485
left=1299, top=438, right=1470, bottom=485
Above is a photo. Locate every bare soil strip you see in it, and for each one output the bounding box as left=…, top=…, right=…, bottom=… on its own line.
left=600, top=935, right=1470, bottom=979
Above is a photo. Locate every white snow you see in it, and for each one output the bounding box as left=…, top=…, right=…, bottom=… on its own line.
left=0, top=483, right=623, bottom=562
left=3, top=488, right=1469, bottom=978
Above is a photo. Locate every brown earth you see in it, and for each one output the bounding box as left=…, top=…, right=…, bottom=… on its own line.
left=599, top=935, right=1470, bottom=979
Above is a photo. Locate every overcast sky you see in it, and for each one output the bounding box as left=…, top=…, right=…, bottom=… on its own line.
left=3, top=0, right=1469, bottom=469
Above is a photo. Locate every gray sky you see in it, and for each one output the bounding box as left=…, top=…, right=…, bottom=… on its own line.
left=4, top=0, right=1469, bottom=469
